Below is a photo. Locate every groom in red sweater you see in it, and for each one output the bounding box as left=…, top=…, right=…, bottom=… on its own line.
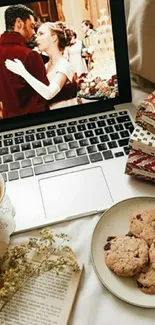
left=0, top=4, right=49, bottom=119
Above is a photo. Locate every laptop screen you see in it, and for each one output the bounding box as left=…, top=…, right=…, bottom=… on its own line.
left=0, top=0, right=131, bottom=127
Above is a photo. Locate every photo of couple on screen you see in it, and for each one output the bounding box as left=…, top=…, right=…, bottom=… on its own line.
left=0, top=0, right=118, bottom=119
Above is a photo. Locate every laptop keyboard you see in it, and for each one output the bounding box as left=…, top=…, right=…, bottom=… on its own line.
left=0, top=110, right=134, bottom=182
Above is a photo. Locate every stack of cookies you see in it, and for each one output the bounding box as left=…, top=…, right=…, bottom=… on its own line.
left=125, top=91, right=155, bottom=182
left=104, top=209, right=155, bottom=294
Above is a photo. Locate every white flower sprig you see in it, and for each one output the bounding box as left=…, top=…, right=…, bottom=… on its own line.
left=0, top=228, right=80, bottom=310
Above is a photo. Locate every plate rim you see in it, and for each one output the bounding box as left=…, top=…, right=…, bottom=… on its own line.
left=91, top=196, right=155, bottom=308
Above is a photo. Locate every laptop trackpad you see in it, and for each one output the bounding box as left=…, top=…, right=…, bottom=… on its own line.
left=39, top=167, right=113, bottom=222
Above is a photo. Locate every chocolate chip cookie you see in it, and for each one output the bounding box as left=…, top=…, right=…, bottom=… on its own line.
left=104, top=234, right=148, bottom=276
left=135, top=264, right=155, bottom=294
left=149, top=240, right=155, bottom=269
left=130, top=209, right=155, bottom=246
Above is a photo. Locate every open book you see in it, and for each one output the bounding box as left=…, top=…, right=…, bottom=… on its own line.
left=0, top=257, right=83, bottom=325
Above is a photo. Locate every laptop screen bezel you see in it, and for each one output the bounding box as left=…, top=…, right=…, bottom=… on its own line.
left=0, top=0, right=131, bottom=132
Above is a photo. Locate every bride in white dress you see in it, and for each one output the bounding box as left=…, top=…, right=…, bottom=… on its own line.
left=64, top=29, right=88, bottom=77
left=5, top=21, right=78, bottom=110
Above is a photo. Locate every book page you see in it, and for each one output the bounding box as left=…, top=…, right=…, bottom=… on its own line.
left=0, top=264, right=83, bottom=325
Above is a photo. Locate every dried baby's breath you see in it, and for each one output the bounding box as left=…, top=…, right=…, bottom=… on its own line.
left=0, top=228, right=80, bottom=310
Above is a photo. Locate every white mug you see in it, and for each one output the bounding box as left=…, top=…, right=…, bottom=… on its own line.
left=0, top=174, right=16, bottom=256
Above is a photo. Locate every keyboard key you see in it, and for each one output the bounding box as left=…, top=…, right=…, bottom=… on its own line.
left=25, top=150, right=35, bottom=158
left=107, top=118, right=116, bottom=125
left=43, top=155, right=54, bottom=163
left=105, top=126, right=114, bottom=133
left=97, top=120, right=106, bottom=127
left=87, top=145, right=97, bottom=154
left=77, top=148, right=86, bottom=156
left=37, top=127, right=46, bottom=132
left=20, top=168, right=33, bottom=178
left=8, top=171, right=19, bottom=181
left=84, top=130, right=94, bottom=138
left=32, top=157, right=43, bottom=165
left=15, top=136, right=24, bottom=144
left=69, top=141, right=79, bottom=149
left=68, top=121, right=77, bottom=125
left=74, top=132, right=84, bottom=140
left=53, top=136, right=63, bottom=144
left=47, top=145, right=57, bottom=154
left=57, top=128, right=66, bottom=136
left=108, top=141, right=118, bottom=149
left=116, top=115, right=131, bottom=123
left=0, top=148, right=9, bottom=155
left=32, top=141, right=42, bottom=149
left=103, top=150, right=113, bottom=160
left=43, top=139, right=53, bottom=146
left=67, top=126, right=76, bottom=133
left=4, top=139, right=13, bottom=146
left=58, top=123, right=67, bottom=128
left=55, top=152, right=65, bottom=160
left=25, top=134, right=35, bottom=142
left=21, top=159, right=32, bottom=168
left=118, top=138, right=129, bottom=147
left=58, top=143, right=68, bottom=151
left=99, top=115, right=107, bottom=120
left=120, top=130, right=130, bottom=138
left=90, top=137, right=99, bottom=145
left=15, top=131, right=24, bottom=136
left=115, top=152, right=124, bottom=158
left=87, top=122, right=96, bottom=129
left=14, top=152, right=24, bottom=161
left=26, top=129, right=35, bottom=134
left=124, top=122, right=134, bottom=133
left=110, top=133, right=120, bottom=140
left=66, top=150, right=76, bottom=158
left=79, top=139, right=89, bottom=147
left=78, top=119, right=87, bottom=124
left=100, top=135, right=109, bottom=142
left=46, top=130, right=56, bottom=138
left=3, top=155, right=13, bottom=163
left=10, top=162, right=20, bottom=170
left=89, top=153, right=103, bottom=162
left=21, top=143, right=31, bottom=151
left=36, top=148, right=46, bottom=156
left=4, top=133, right=13, bottom=139
left=109, top=112, right=118, bottom=117
left=36, top=132, right=45, bottom=140
left=47, top=125, right=56, bottom=130
left=95, top=128, right=104, bottom=136
left=34, top=156, right=89, bottom=175
left=89, top=117, right=97, bottom=121
left=123, top=146, right=130, bottom=155
left=114, top=124, right=124, bottom=131
left=119, top=110, right=128, bottom=115
left=98, top=143, right=107, bottom=151
left=0, top=164, right=8, bottom=173
left=77, top=124, right=86, bottom=132
left=64, top=134, right=74, bottom=142
left=10, top=145, right=20, bottom=153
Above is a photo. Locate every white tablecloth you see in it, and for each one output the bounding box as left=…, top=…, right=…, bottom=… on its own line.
left=41, top=215, right=155, bottom=325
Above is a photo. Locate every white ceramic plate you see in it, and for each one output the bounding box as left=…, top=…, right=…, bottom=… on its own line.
left=91, top=196, right=155, bottom=308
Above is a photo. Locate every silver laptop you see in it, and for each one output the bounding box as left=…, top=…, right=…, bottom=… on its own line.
left=0, top=0, right=154, bottom=232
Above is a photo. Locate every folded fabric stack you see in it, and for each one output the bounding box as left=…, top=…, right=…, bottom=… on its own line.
left=125, top=91, right=155, bottom=182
